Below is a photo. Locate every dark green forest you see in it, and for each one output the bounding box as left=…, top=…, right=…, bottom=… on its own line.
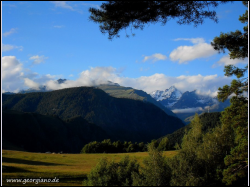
left=2, top=109, right=109, bottom=153
left=81, top=139, right=147, bottom=154
left=2, top=86, right=184, bottom=143
left=80, top=112, right=223, bottom=153
left=83, top=112, right=248, bottom=186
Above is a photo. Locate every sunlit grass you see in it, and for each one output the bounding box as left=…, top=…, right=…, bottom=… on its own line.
left=2, top=149, right=178, bottom=186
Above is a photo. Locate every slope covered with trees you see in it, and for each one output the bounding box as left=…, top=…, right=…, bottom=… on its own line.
left=2, top=86, right=185, bottom=143
left=98, top=84, right=177, bottom=117
left=157, top=112, right=222, bottom=150
left=2, top=109, right=109, bottom=153
left=83, top=112, right=247, bottom=186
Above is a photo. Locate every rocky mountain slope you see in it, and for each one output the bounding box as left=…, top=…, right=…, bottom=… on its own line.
left=150, top=86, right=231, bottom=122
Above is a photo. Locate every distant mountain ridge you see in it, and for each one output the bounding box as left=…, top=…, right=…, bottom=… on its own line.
left=150, top=86, right=231, bottom=122
left=97, top=84, right=177, bottom=117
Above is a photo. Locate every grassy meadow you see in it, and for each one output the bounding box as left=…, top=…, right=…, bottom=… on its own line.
left=2, top=149, right=178, bottom=186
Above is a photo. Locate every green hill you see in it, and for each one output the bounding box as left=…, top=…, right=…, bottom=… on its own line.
left=98, top=84, right=177, bottom=117
left=158, top=112, right=222, bottom=149
left=2, top=109, right=109, bottom=153
left=2, top=86, right=185, bottom=143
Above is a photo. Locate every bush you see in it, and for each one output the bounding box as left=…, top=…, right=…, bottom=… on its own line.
left=83, top=156, right=140, bottom=186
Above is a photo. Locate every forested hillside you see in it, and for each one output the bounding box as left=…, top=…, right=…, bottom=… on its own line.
left=2, top=109, right=109, bottom=153
left=2, top=86, right=184, bottom=143
left=98, top=84, right=177, bottom=117
left=158, top=112, right=222, bottom=149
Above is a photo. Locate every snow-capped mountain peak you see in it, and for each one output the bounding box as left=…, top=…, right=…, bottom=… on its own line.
left=150, top=86, right=182, bottom=102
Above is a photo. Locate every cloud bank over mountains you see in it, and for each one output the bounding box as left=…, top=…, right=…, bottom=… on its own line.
left=2, top=56, right=233, bottom=97
left=2, top=37, right=247, bottom=97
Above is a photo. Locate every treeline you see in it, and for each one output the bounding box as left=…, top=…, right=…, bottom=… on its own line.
left=81, top=139, right=148, bottom=153
left=81, top=136, right=172, bottom=153
left=83, top=111, right=248, bottom=186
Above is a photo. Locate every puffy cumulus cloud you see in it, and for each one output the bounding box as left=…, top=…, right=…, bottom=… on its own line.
left=24, top=78, right=40, bottom=90
left=45, top=67, right=119, bottom=90
left=44, top=67, right=231, bottom=98
left=143, top=53, right=167, bottom=63
left=2, top=56, right=24, bottom=92
left=173, top=74, right=231, bottom=97
left=212, top=55, right=248, bottom=68
left=2, top=56, right=59, bottom=92
left=170, top=38, right=217, bottom=64
left=2, top=56, right=23, bottom=81
left=2, top=63, right=233, bottom=98
left=127, top=74, right=231, bottom=97
left=29, top=55, right=48, bottom=64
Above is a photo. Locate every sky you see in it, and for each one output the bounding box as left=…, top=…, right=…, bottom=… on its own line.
left=2, top=1, right=248, bottom=97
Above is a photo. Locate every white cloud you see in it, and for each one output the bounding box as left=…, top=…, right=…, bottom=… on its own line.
left=2, top=56, right=58, bottom=92
left=173, top=38, right=205, bottom=44
left=212, top=55, right=248, bottom=67
left=143, top=53, right=167, bottom=63
left=29, top=55, right=48, bottom=64
left=41, top=67, right=232, bottom=98
left=24, top=78, right=40, bottom=90
left=2, top=62, right=233, bottom=98
left=2, top=44, right=23, bottom=52
left=172, top=107, right=203, bottom=114
left=3, top=28, right=18, bottom=37
left=170, top=38, right=217, bottom=64
left=172, top=102, right=221, bottom=113
left=51, top=1, right=83, bottom=13
left=51, top=1, right=74, bottom=11
left=2, top=56, right=24, bottom=92
left=2, top=44, right=15, bottom=51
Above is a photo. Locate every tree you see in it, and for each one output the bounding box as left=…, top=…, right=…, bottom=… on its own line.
left=157, top=137, right=170, bottom=151
left=83, top=156, right=140, bottom=186
left=221, top=96, right=248, bottom=185
left=132, top=143, right=171, bottom=186
left=211, top=1, right=248, bottom=185
left=89, top=1, right=231, bottom=39
left=169, top=113, right=205, bottom=186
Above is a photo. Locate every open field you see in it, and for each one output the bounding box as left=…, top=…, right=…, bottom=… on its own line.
left=2, top=149, right=178, bottom=186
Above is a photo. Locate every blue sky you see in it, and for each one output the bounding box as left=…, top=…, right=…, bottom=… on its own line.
left=2, top=1, right=248, bottom=96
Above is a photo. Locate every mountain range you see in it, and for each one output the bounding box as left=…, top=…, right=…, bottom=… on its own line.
left=150, top=86, right=231, bottom=121
left=4, top=81, right=231, bottom=123
left=2, top=86, right=185, bottom=144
